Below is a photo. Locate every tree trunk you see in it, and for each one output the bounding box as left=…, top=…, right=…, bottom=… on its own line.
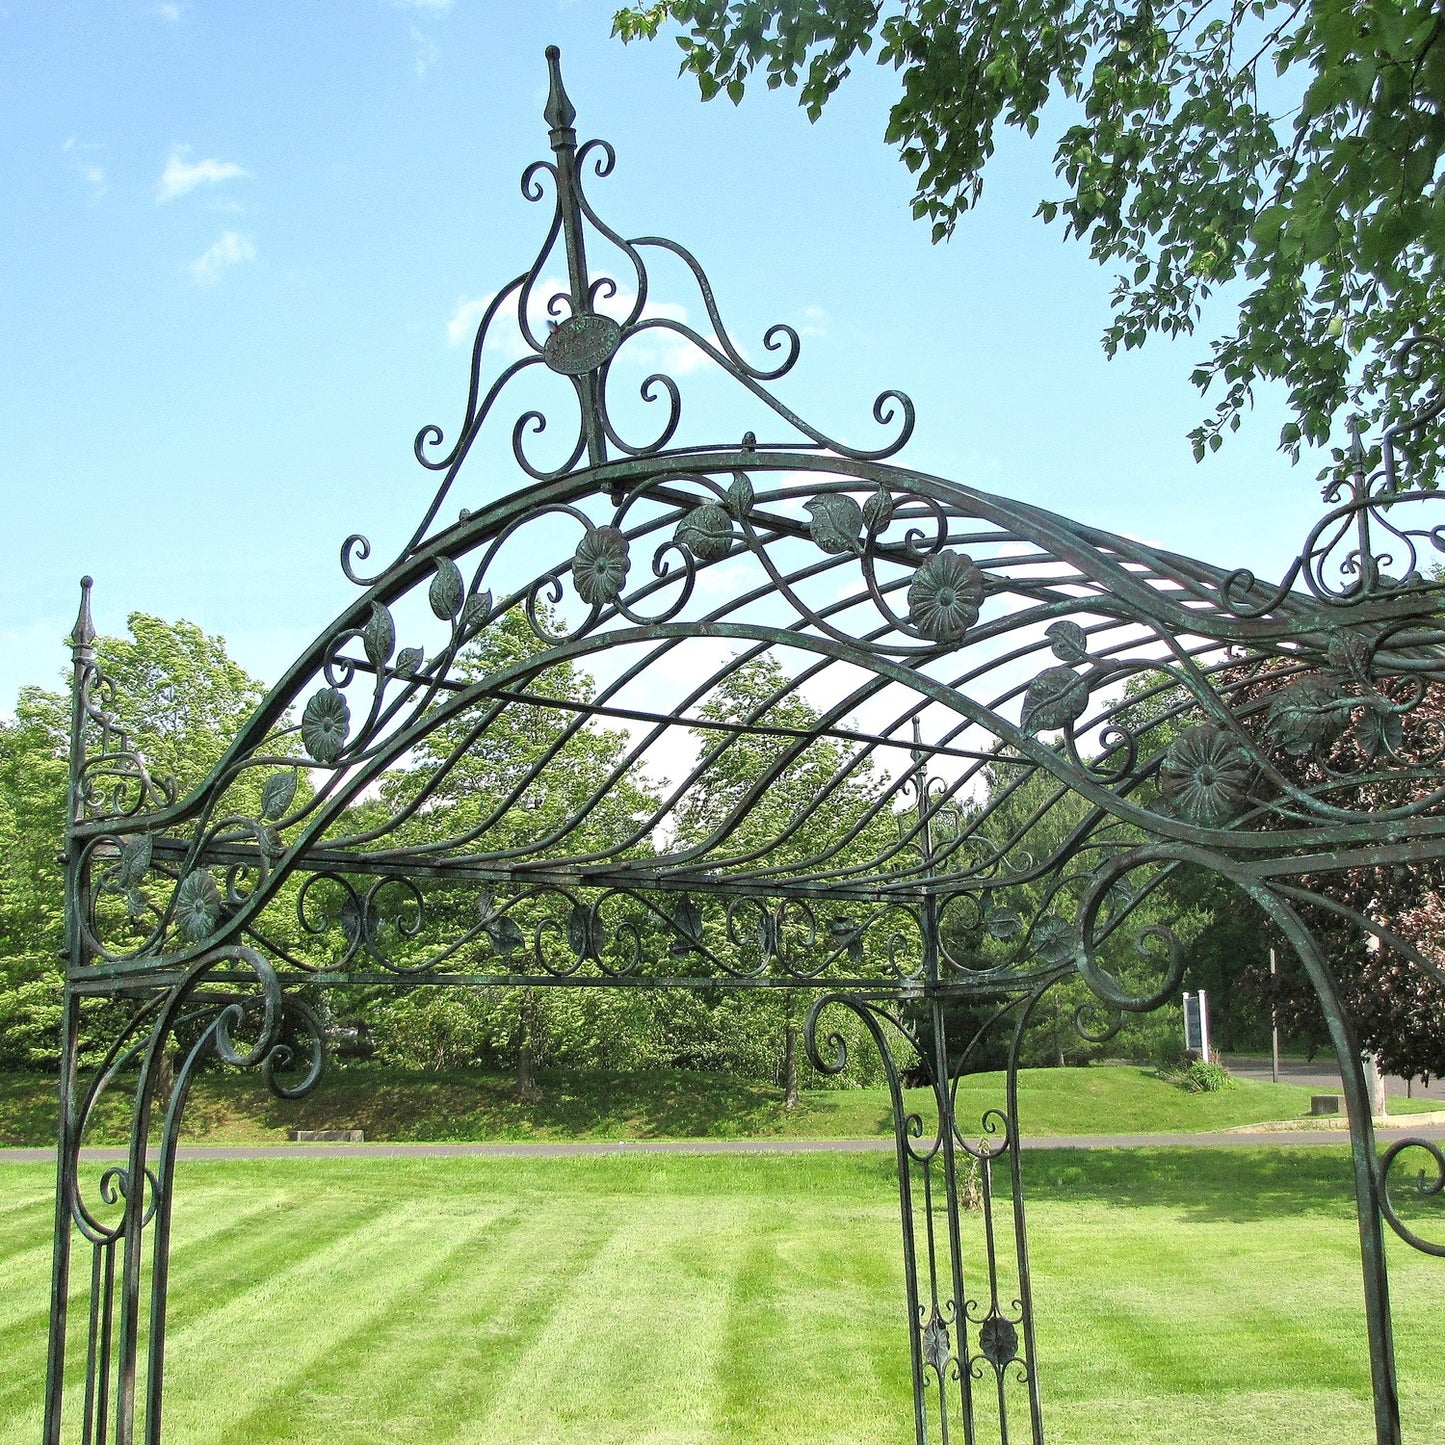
left=152, top=1042, right=176, bottom=1113
left=514, top=987, right=542, bottom=1103
left=782, top=996, right=800, bottom=1113
left=1363, top=1050, right=1387, bottom=1118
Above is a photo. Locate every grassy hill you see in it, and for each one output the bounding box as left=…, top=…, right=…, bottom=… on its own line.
left=4, top=1062, right=1433, bottom=1148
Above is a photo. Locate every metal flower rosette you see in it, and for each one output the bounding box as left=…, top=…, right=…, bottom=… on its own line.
left=45, top=47, right=1445, bottom=1445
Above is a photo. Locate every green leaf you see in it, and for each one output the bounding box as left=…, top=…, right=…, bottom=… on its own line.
left=116, top=833, right=153, bottom=889
left=393, top=647, right=423, bottom=680
left=804, top=493, right=864, bottom=555
left=429, top=558, right=464, bottom=621
left=1045, top=620, right=1089, bottom=663
left=675, top=502, right=735, bottom=561
left=1020, top=666, right=1090, bottom=734
left=260, top=771, right=298, bottom=822
left=725, top=472, right=755, bottom=519
left=363, top=602, right=395, bottom=668
left=862, top=484, right=895, bottom=533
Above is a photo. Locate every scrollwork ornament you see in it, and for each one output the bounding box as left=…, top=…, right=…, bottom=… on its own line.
left=1377, top=1137, right=1445, bottom=1257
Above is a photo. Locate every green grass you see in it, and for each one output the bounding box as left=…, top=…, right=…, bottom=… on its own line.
left=4, top=1063, right=1433, bottom=1148
left=1, top=1149, right=1442, bottom=1442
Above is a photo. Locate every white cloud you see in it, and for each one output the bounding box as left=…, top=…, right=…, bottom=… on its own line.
left=63, top=137, right=107, bottom=199
left=447, top=294, right=494, bottom=347
left=154, top=2, right=182, bottom=19
left=157, top=147, right=249, bottom=203
left=411, top=26, right=440, bottom=76
left=190, top=231, right=256, bottom=284
left=390, top=0, right=452, bottom=11
left=799, top=304, right=829, bottom=338
left=445, top=279, right=710, bottom=375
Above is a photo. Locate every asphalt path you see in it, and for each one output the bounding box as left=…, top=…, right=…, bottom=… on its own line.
left=1225, top=1053, right=1445, bottom=1103
left=4, top=1123, right=1445, bottom=1166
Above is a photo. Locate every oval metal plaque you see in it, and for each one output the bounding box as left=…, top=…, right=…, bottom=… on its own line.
left=543, top=313, right=621, bottom=375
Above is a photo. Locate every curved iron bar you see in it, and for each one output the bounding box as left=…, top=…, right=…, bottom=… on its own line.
left=49, top=45, right=1445, bottom=1445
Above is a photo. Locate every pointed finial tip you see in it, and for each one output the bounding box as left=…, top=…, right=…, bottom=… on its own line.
left=543, top=43, right=576, bottom=141
left=71, top=576, right=97, bottom=653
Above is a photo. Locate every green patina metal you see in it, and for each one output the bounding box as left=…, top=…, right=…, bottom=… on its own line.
left=43, top=45, right=1445, bottom=1445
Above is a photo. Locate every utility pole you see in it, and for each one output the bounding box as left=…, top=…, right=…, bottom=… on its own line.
left=1269, top=947, right=1280, bottom=1084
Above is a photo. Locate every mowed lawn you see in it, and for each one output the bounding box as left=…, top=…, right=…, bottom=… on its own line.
left=2, top=1149, right=1443, bottom=1444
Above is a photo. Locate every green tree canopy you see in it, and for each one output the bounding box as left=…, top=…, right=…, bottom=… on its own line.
left=0, top=614, right=267, bottom=1068
left=615, top=0, right=1445, bottom=479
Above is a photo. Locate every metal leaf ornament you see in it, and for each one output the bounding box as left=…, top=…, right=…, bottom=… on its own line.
left=485, top=915, right=525, bottom=957
left=1264, top=676, right=1350, bottom=756
left=827, top=916, right=865, bottom=962
left=116, top=833, right=153, bottom=889
left=567, top=903, right=604, bottom=961
left=1045, top=619, right=1089, bottom=663
left=1021, top=666, right=1089, bottom=734
left=922, top=1314, right=951, bottom=1374
left=429, top=557, right=464, bottom=620
left=674, top=503, right=735, bottom=561
left=1355, top=701, right=1405, bottom=761
left=1031, top=913, right=1074, bottom=965
left=804, top=494, right=864, bottom=555
left=260, top=770, right=298, bottom=822
left=670, top=894, right=704, bottom=955
left=986, top=907, right=1022, bottom=941
left=978, top=1314, right=1019, bottom=1371
left=1158, top=724, right=1254, bottom=827
left=301, top=687, right=351, bottom=763
left=724, top=472, right=754, bottom=519
left=175, top=870, right=221, bottom=943
left=572, top=526, right=631, bottom=606
left=862, top=484, right=895, bottom=533
left=362, top=602, right=395, bottom=668
left=907, top=549, right=984, bottom=642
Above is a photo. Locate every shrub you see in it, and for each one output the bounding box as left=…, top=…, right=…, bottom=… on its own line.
left=1181, top=1059, right=1234, bottom=1093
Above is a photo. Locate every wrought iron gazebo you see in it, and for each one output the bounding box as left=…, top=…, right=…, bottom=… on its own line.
left=45, top=46, right=1445, bottom=1445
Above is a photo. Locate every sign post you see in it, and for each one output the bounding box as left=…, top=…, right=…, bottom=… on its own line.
left=1183, top=989, right=1211, bottom=1062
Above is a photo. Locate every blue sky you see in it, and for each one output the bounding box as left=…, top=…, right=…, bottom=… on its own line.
left=1, top=0, right=1332, bottom=714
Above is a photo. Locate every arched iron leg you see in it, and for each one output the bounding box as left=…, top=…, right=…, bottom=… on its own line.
left=42, top=990, right=81, bottom=1445
left=1330, top=1022, right=1401, bottom=1445
left=1234, top=877, right=1403, bottom=1445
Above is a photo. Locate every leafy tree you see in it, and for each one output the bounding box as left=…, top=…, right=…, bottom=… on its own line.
left=361, top=608, right=661, bottom=1093
left=0, top=614, right=268, bottom=1069
left=931, top=755, right=1208, bottom=1075
left=614, top=0, right=1445, bottom=478
left=1119, top=661, right=1445, bottom=1080
left=666, top=653, right=901, bottom=1102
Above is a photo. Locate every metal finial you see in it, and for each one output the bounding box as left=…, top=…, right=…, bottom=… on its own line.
left=543, top=45, right=576, bottom=150
left=70, top=575, right=96, bottom=657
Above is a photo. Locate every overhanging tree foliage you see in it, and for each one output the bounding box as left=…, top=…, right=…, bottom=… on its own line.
left=614, top=0, right=1445, bottom=477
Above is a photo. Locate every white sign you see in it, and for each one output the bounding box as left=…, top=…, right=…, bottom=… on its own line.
left=1183, top=989, right=1211, bottom=1060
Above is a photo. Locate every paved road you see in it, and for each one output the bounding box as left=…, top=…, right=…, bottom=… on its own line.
left=4, top=1123, right=1444, bottom=1166
left=1224, top=1053, right=1445, bottom=1103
